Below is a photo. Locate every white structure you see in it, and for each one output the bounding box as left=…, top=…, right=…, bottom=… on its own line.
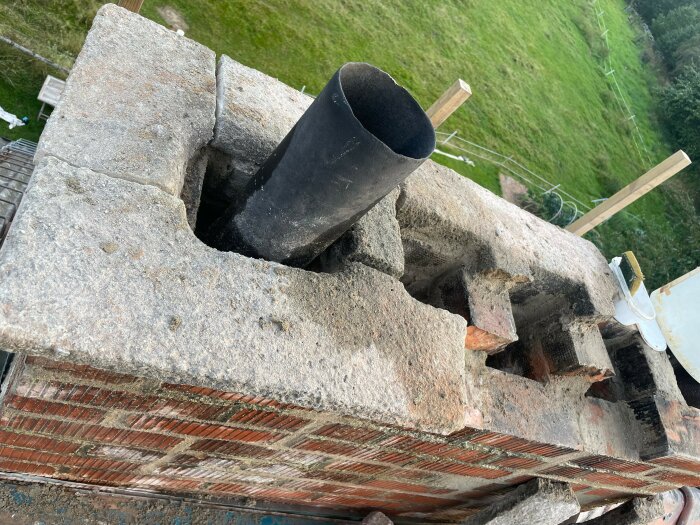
left=37, top=75, right=66, bottom=121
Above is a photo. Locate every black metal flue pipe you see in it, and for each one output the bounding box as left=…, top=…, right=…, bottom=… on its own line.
left=207, top=62, right=436, bottom=267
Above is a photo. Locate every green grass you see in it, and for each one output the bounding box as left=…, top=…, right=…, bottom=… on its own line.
left=1, top=0, right=697, bottom=286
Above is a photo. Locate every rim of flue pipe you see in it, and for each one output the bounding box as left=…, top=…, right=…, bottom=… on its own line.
left=336, top=62, right=435, bottom=161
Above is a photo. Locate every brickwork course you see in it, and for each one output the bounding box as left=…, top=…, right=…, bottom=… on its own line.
left=0, top=4, right=697, bottom=524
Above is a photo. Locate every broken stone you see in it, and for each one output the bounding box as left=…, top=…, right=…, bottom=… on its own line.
left=462, top=478, right=580, bottom=525
left=319, top=189, right=404, bottom=279
left=35, top=4, right=216, bottom=196
left=362, top=511, right=393, bottom=525
left=582, top=495, right=665, bottom=525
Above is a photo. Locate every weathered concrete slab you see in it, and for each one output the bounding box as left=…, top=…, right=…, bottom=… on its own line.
left=320, top=189, right=404, bottom=278
left=35, top=4, right=216, bottom=196
left=0, top=157, right=467, bottom=435
left=462, top=478, right=579, bottom=525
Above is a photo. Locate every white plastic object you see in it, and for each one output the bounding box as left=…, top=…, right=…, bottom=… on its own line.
left=609, top=256, right=666, bottom=351
left=0, top=105, right=25, bottom=129
left=651, top=267, right=700, bottom=383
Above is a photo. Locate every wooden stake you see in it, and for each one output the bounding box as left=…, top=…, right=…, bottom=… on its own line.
left=426, top=79, right=472, bottom=128
left=118, top=0, right=145, bottom=13
left=566, top=150, right=691, bottom=236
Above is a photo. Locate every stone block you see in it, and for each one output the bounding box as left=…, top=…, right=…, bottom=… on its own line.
left=0, top=157, right=467, bottom=435
left=538, top=318, right=613, bottom=381
left=319, top=189, right=404, bottom=278
left=35, top=4, right=216, bottom=196
left=462, top=478, right=579, bottom=525
left=362, top=511, right=393, bottom=525
left=583, top=495, right=664, bottom=525
left=210, top=55, right=312, bottom=197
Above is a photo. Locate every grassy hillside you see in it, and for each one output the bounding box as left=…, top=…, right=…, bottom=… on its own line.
left=1, top=0, right=697, bottom=287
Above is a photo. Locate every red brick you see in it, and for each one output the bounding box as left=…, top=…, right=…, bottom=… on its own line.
left=16, top=381, right=230, bottom=421
left=25, top=356, right=138, bottom=385
left=364, top=449, right=415, bottom=466
left=540, top=466, right=588, bottom=479
left=303, top=469, right=363, bottom=484
left=0, top=447, right=142, bottom=475
left=366, top=479, right=453, bottom=495
left=582, top=471, right=650, bottom=489
left=88, top=444, right=165, bottom=463
left=160, top=384, right=306, bottom=411
left=469, top=432, right=574, bottom=458
left=649, top=456, right=700, bottom=473
left=380, top=435, right=456, bottom=456
left=325, top=460, right=390, bottom=475
left=207, top=482, right=248, bottom=495
left=2, top=415, right=182, bottom=450
left=0, top=429, right=80, bottom=454
left=7, top=395, right=106, bottom=423
left=413, top=460, right=509, bottom=479
left=130, top=476, right=201, bottom=491
left=490, top=456, right=544, bottom=470
left=295, top=438, right=363, bottom=458
left=127, top=415, right=283, bottom=443
left=574, top=455, right=654, bottom=474
left=334, top=486, right=387, bottom=499
left=271, top=450, right=329, bottom=468
left=229, top=409, right=309, bottom=431
left=0, top=459, right=55, bottom=476
left=652, top=471, right=700, bottom=486
left=190, top=439, right=275, bottom=459
left=241, top=486, right=316, bottom=502
left=314, top=424, right=386, bottom=444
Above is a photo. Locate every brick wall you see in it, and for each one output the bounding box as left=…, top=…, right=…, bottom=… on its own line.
left=0, top=355, right=697, bottom=522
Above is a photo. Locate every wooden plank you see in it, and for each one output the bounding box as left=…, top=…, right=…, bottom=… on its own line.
left=566, top=150, right=691, bottom=236
left=426, top=79, right=472, bottom=128
left=118, top=0, right=145, bottom=13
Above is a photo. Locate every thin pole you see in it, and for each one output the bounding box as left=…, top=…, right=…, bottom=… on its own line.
left=426, top=79, right=472, bottom=128
left=566, top=151, right=691, bottom=236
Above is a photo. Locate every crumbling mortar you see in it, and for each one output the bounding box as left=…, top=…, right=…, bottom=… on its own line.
left=139, top=436, right=197, bottom=475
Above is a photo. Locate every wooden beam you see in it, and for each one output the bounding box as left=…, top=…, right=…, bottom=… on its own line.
left=426, top=79, right=472, bottom=128
left=118, top=0, right=145, bottom=13
left=567, top=150, right=691, bottom=236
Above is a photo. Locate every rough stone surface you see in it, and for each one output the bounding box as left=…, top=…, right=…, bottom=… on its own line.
left=320, top=189, right=404, bottom=278
left=0, top=157, right=467, bottom=435
left=397, top=160, right=617, bottom=321
left=584, top=496, right=665, bottom=525
left=362, top=511, right=393, bottom=525
left=211, top=55, right=313, bottom=197
left=35, top=4, right=216, bottom=196
left=0, top=480, right=343, bottom=525
left=462, top=478, right=579, bottom=525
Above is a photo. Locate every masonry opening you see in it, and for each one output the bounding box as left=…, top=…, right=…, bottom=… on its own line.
left=192, top=62, right=434, bottom=271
